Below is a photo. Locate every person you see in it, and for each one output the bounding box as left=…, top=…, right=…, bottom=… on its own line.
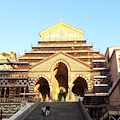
left=45, top=106, right=50, bottom=116
left=41, top=106, right=46, bottom=116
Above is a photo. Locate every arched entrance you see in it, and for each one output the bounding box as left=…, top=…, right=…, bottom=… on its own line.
left=72, top=76, right=88, bottom=100
left=52, top=62, right=68, bottom=101
left=34, top=77, right=50, bottom=101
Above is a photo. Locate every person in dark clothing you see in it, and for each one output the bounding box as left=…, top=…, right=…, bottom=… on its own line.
left=45, top=106, right=50, bottom=116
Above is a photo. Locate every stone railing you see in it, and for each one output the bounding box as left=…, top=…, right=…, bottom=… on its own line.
left=0, top=97, right=38, bottom=103
left=9, top=98, right=41, bottom=120
left=0, top=102, right=21, bottom=118
left=0, top=98, right=29, bottom=102
left=79, top=98, right=92, bottom=120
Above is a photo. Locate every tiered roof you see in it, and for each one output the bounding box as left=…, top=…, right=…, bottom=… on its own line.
left=19, top=22, right=104, bottom=66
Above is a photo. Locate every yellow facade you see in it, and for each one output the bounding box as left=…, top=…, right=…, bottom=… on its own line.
left=17, top=22, right=105, bottom=102
left=0, top=21, right=110, bottom=119
left=39, top=21, right=85, bottom=41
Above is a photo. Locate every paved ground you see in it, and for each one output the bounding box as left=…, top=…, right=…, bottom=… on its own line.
left=24, top=102, right=85, bottom=120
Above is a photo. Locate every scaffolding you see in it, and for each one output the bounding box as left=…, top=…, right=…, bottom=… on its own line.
left=0, top=56, right=31, bottom=100
left=19, top=37, right=104, bottom=67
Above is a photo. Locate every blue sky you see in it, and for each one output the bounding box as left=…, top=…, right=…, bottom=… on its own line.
left=0, top=0, right=120, bottom=57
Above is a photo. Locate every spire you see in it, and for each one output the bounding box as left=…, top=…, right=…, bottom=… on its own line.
left=61, top=18, right=63, bottom=22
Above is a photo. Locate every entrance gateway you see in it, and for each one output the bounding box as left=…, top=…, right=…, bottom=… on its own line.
left=33, top=61, right=88, bottom=101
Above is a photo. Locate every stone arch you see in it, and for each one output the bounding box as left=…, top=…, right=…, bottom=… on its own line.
left=33, top=75, right=51, bottom=87
left=33, top=76, right=50, bottom=101
left=51, top=60, right=69, bottom=101
left=50, top=59, right=71, bottom=72
left=71, top=74, right=90, bottom=84
left=70, top=74, right=89, bottom=97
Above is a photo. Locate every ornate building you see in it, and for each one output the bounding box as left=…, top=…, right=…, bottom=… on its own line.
left=0, top=22, right=109, bottom=119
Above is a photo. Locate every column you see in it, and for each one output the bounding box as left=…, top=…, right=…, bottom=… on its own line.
left=4, top=87, right=7, bottom=98
left=68, top=76, right=72, bottom=101
left=69, top=86, right=72, bottom=101
left=49, top=85, right=52, bottom=102
left=70, top=84, right=75, bottom=101
left=68, top=75, right=70, bottom=82
left=68, top=82, right=72, bottom=102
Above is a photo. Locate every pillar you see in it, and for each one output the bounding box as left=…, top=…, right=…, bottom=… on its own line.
left=69, top=83, right=75, bottom=101
left=49, top=85, right=52, bottom=102
left=69, top=86, right=72, bottom=101
left=68, top=82, right=73, bottom=102
left=71, top=91, right=75, bottom=101
left=4, top=87, right=6, bottom=98
left=52, top=70, right=59, bottom=101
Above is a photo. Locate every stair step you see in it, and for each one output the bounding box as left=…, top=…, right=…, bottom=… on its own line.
left=24, top=102, right=86, bottom=120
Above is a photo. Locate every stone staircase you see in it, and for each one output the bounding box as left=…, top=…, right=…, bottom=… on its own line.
left=24, top=102, right=86, bottom=120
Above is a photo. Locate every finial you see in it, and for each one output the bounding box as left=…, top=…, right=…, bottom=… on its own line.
left=61, top=18, right=63, bottom=21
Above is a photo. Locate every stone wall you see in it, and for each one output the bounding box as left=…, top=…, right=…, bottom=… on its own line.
left=0, top=102, right=21, bottom=118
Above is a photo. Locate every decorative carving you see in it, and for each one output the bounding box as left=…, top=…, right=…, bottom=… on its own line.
left=0, top=79, right=31, bottom=87
left=0, top=103, right=21, bottom=117
left=40, top=22, right=84, bottom=41
left=31, top=52, right=90, bottom=72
